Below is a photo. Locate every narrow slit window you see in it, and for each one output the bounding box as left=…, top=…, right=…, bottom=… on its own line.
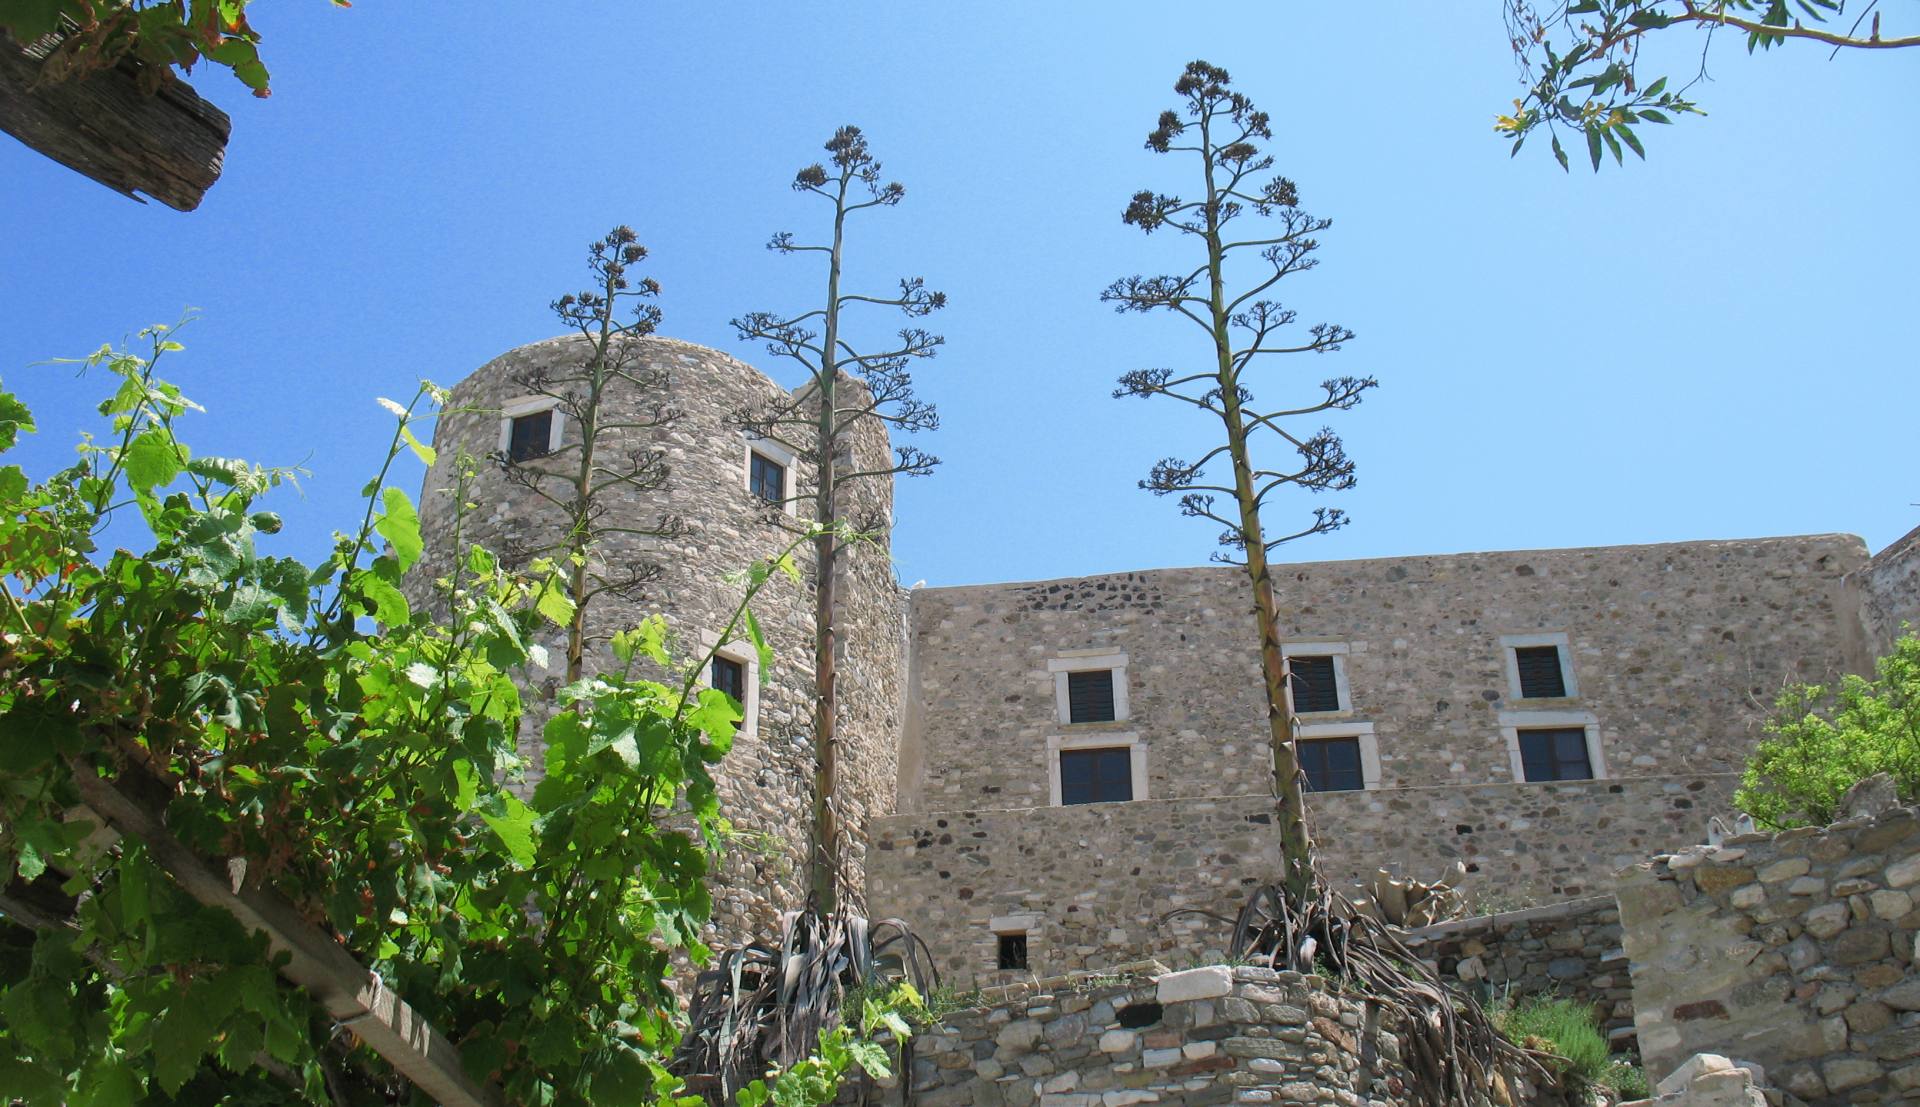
left=1517, top=727, right=1592, bottom=782
left=507, top=409, right=554, bottom=463
left=997, top=932, right=1028, bottom=971
left=1514, top=646, right=1568, bottom=698
left=748, top=451, right=786, bottom=505
left=1288, top=655, right=1341, bottom=713
left=1059, top=747, right=1132, bottom=805
left=1066, top=669, right=1116, bottom=723
left=711, top=656, right=747, bottom=729
left=1297, top=737, right=1364, bottom=792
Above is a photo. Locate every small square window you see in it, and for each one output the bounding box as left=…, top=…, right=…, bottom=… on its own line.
left=1059, top=747, right=1132, bottom=805
left=1288, top=655, right=1341, bottom=713
left=997, top=933, right=1028, bottom=971
left=1066, top=669, right=1116, bottom=724
left=1514, top=646, right=1568, bottom=699
left=748, top=451, right=786, bottom=505
left=711, top=656, right=746, bottom=729
left=1517, top=727, right=1592, bottom=782
left=507, top=409, right=554, bottom=463
left=1297, top=737, right=1364, bottom=792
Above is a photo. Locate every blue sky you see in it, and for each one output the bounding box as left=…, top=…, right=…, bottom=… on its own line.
left=2, top=3, right=1913, bottom=588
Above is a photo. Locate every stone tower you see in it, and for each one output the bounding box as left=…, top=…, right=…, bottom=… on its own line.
left=407, top=334, right=905, bottom=939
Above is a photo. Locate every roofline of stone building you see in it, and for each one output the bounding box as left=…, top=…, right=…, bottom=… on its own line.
left=909, top=530, right=1870, bottom=595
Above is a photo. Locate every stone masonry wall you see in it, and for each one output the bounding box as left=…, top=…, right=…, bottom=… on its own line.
left=868, top=777, right=1737, bottom=988
left=1616, top=803, right=1920, bottom=1103
left=406, top=335, right=903, bottom=941
left=1851, top=524, right=1920, bottom=660
left=898, top=536, right=1866, bottom=814
left=903, top=963, right=1578, bottom=1107
left=1401, top=898, right=1635, bottom=1048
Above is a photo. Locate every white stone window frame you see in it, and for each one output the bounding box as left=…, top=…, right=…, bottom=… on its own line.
left=743, top=435, right=799, bottom=517
left=498, top=395, right=567, bottom=458
left=1500, top=631, right=1580, bottom=700
left=1045, top=730, right=1148, bottom=806
left=1497, top=708, right=1608, bottom=783
left=1280, top=641, right=1355, bottom=715
left=1047, top=650, right=1130, bottom=726
left=1293, top=721, right=1383, bottom=791
left=988, top=914, right=1039, bottom=973
left=699, top=630, right=761, bottom=744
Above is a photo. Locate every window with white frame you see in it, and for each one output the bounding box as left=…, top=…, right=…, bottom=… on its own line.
left=701, top=632, right=760, bottom=741
left=1500, top=632, right=1578, bottom=700
left=1046, top=731, right=1147, bottom=806
left=743, top=437, right=797, bottom=514
left=1497, top=709, right=1606, bottom=783
left=1293, top=721, right=1381, bottom=791
left=1047, top=652, right=1129, bottom=725
left=499, top=397, right=566, bottom=463
left=1280, top=642, right=1354, bottom=715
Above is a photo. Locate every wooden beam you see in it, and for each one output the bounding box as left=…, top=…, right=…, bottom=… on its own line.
left=0, top=30, right=229, bottom=211
left=69, top=762, right=506, bottom=1107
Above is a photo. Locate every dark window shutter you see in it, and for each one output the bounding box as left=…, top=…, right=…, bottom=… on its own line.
left=1517, top=727, right=1592, bottom=781
left=1298, top=737, right=1364, bottom=792
left=711, top=656, right=747, bottom=729
left=1288, top=655, right=1341, bottom=713
left=1059, top=748, right=1132, bottom=805
left=1514, top=646, right=1568, bottom=698
left=1066, top=669, right=1117, bottom=723
left=507, top=409, right=553, bottom=463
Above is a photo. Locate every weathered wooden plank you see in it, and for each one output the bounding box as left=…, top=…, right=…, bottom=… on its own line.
left=70, top=761, right=505, bottom=1107
left=0, top=30, right=230, bottom=211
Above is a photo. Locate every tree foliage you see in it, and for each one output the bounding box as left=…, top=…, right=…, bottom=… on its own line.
left=1499, top=0, right=1919, bottom=170
left=1107, top=60, right=1372, bottom=899
left=0, top=0, right=346, bottom=98
left=1737, top=632, right=1920, bottom=829
left=0, top=324, right=906, bottom=1104
left=731, top=125, right=945, bottom=910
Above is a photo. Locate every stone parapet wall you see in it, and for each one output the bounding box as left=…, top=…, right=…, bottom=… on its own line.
left=899, top=535, right=1866, bottom=815
left=1402, top=898, right=1635, bottom=1047
left=869, top=777, right=1736, bottom=988
left=1851, top=524, right=1920, bottom=660
left=903, top=964, right=1577, bottom=1107
left=1616, top=804, right=1920, bottom=1104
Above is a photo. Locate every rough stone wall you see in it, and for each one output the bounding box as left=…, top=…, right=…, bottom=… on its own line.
left=867, top=777, right=1737, bottom=988
left=1851, top=524, right=1920, bottom=661
left=1401, top=898, right=1635, bottom=1047
left=1616, top=804, right=1920, bottom=1104
left=898, top=536, right=1866, bottom=814
left=902, top=963, right=1578, bottom=1107
left=405, top=335, right=902, bottom=940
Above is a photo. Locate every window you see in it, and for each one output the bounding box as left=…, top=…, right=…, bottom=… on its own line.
left=1066, top=669, right=1116, bottom=723
left=1288, top=655, right=1342, bottom=713
left=997, top=932, right=1028, bottom=971
left=1517, top=727, right=1594, bottom=782
left=748, top=451, right=785, bottom=505
left=499, top=398, right=565, bottom=463
left=1297, top=737, right=1364, bottom=792
left=1059, top=747, right=1133, bottom=805
left=711, top=656, right=746, bottom=728
left=1048, top=652, right=1130, bottom=725
left=1514, top=646, right=1567, bottom=699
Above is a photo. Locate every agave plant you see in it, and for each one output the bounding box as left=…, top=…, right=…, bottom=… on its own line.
left=674, top=907, right=937, bottom=1104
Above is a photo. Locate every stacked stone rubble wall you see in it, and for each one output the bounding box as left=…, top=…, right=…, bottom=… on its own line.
left=1617, top=803, right=1920, bottom=1104
left=1850, top=523, right=1920, bottom=662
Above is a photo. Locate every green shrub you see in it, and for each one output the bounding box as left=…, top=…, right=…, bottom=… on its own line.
left=1493, top=997, right=1609, bottom=1082
left=1737, top=632, right=1920, bottom=829
left=1602, top=1059, right=1650, bottom=1099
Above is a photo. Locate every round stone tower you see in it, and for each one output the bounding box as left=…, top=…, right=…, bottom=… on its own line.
left=407, top=334, right=905, bottom=939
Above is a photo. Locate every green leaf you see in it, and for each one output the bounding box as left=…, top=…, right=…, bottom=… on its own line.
left=150, top=998, right=218, bottom=1094
left=1617, top=124, right=1645, bottom=159
left=1601, top=125, right=1624, bottom=166
left=480, top=793, right=537, bottom=868
left=375, top=486, right=424, bottom=571
left=1551, top=135, right=1569, bottom=172
left=121, top=428, right=184, bottom=491
left=1586, top=127, right=1603, bottom=171
left=0, top=389, right=33, bottom=452
left=353, top=570, right=411, bottom=626
left=14, top=841, right=44, bottom=881
left=776, top=551, right=801, bottom=584
left=400, top=424, right=437, bottom=467
left=743, top=608, right=772, bottom=671
left=537, top=578, right=576, bottom=626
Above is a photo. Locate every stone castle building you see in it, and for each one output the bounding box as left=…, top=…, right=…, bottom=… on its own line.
left=414, top=335, right=1920, bottom=989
